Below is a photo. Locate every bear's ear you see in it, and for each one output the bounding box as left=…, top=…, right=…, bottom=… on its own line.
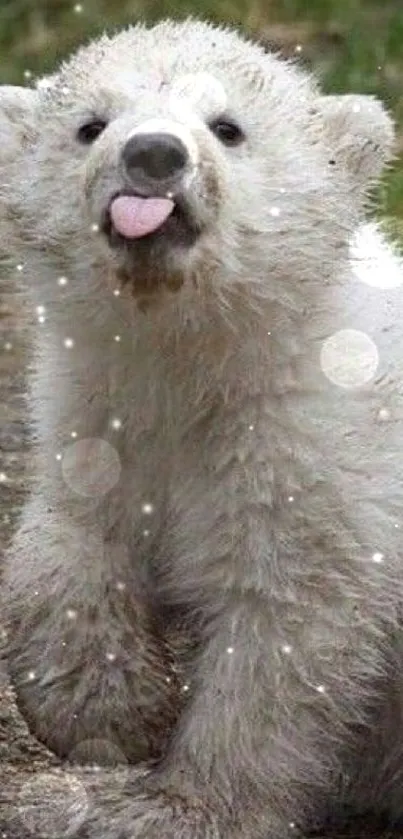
left=309, top=94, right=395, bottom=188
left=0, top=85, right=39, bottom=162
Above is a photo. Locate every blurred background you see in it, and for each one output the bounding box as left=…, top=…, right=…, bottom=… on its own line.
left=0, top=0, right=402, bottom=233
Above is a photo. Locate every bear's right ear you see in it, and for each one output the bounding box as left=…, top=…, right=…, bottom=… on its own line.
left=308, top=94, right=395, bottom=193
left=0, top=86, right=39, bottom=162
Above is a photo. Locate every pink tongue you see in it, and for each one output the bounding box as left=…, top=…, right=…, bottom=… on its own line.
left=110, top=195, right=175, bottom=239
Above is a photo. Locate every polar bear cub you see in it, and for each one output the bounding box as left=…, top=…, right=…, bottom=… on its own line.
left=1, top=18, right=403, bottom=839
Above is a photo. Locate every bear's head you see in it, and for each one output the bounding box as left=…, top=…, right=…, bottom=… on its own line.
left=0, top=19, right=395, bottom=316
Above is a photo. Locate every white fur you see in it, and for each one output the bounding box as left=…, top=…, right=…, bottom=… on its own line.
left=169, top=72, right=228, bottom=120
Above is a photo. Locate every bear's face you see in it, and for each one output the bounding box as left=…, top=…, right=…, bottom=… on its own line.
left=0, top=19, right=395, bottom=308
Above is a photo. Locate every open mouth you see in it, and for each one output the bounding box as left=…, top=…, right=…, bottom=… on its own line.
left=102, top=191, right=201, bottom=250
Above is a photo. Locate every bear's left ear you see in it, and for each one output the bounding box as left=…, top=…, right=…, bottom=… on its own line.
left=0, top=85, right=39, bottom=163
left=309, top=94, right=395, bottom=189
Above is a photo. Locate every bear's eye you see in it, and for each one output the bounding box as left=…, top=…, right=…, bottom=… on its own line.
left=208, top=118, right=245, bottom=146
left=76, top=119, right=108, bottom=144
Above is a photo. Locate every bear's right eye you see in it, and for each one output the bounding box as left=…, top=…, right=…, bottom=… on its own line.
left=208, top=117, right=245, bottom=147
left=76, top=119, right=108, bottom=144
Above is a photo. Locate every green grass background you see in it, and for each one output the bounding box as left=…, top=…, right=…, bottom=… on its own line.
left=1, top=0, right=402, bottom=233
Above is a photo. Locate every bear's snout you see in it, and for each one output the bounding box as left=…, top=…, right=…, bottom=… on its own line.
left=121, top=132, right=189, bottom=196
left=100, top=127, right=205, bottom=251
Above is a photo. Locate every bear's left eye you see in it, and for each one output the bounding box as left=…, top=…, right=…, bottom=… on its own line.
left=208, top=118, right=245, bottom=146
left=76, top=119, right=108, bottom=144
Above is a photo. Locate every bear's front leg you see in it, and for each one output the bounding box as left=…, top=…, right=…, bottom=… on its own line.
left=78, top=450, right=386, bottom=839
left=80, top=592, right=360, bottom=839
left=1, top=498, right=180, bottom=764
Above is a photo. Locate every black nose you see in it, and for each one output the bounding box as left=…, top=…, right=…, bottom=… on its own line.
left=121, top=132, right=189, bottom=192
